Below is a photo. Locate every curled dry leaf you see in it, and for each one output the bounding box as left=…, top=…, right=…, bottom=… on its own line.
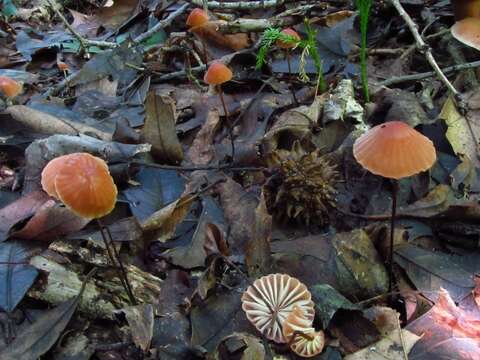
left=241, top=273, right=314, bottom=343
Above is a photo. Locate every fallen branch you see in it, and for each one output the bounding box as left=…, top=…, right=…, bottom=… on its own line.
left=389, top=0, right=459, bottom=97
left=375, top=60, right=480, bottom=87
left=190, top=0, right=286, bottom=9
left=43, top=3, right=189, bottom=97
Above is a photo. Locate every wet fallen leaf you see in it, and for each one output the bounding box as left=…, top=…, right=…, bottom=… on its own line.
left=142, top=92, right=183, bottom=164
left=0, top=270, right=91, bottom=360
left=395, top=244, right=475, bottom=302
left=0, top=241, right=38, bottom=313
left=120, top=303, right=154, bottom=352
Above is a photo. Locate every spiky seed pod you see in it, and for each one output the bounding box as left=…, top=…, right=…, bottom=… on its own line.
left=264, top=141, right=339, bottom=226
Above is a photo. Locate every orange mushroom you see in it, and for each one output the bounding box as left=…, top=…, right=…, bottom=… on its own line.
left=283, top=305, right=325, bottom=358
left=186, top=8, right=209, bottom=29
left=276, top=28, right=301, bottom=49
left=41, top=153, right=135, bottom=304
left=353, top=121, right=436, bottom=291
left=204, top=61, right=233, bottom=85
left=353, top=121, right=436, bottom=180
left=451, top=17, right=480, bottom=51
left=241, top=273, right=314, bottom=343
left=276, top=28, right=301, bottom=104
left=0, top=76, right=22, bottom=99
left=204, top=61, right=235, bottom=159
left=41, top=153, right=116, bottom=219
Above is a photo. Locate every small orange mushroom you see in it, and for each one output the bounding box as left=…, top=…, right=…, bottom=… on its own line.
left=283, top=305, right=325, bottom=358
left=353, top=121, right=436, bottom=180
left=0, top=76, right=22, bottom=99
left=276, top=28, right=301, bottom=49
left=186, top=8, right=209, bottom=29
left=41, top=153, right=117, bottom=219
left=353, top=121, right=436, bottom=291
left=203, top=61, right=232, bottom=85
left=276, top=28, right=301, bottom=104
left=451, top=17, right=480, bottom=51
left=204, top=61, right=234, bottom=159
left=451, top=0, right=480, bottom=21
left=241, top=273, right=314, bottom=343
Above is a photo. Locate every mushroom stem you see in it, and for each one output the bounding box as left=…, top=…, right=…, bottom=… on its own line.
left=286, top=49, right=298, bottom=105
left=389, top=180, right=398, bottom=293
left=97, top=219, right=137, bottom=305
left=218, top=85, right=235, bottom=161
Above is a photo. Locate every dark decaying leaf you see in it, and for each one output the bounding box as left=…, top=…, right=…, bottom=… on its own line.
left=0, top=191, right=49, bottom=242
left=12, top=201, right=90, bottom=241
left=0, top=270, right=91, bottom=360
left=0, top=241, right=38, bottom=313
left=204, top=222, right=229, bottom=258
left=120, top=304, right=154, bottom=352
left=245, top=193, right=271, bottom=278
left=395, top=244, right=475, bottom=302
left=142, top=92, right=183, bottom=164
left=124, top=166, right=185, bottom=222
left=190, top=279, right=252, bottom=352
left=311, top=284, right=359, bottom=330
left=163, top=197, right=226, bottom=268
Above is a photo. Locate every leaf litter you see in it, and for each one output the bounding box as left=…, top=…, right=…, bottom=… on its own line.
left=1, top=0, right=480, bottom=359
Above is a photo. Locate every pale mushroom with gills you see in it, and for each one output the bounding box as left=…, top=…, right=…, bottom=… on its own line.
left=241, top=273, right=314, bottom=343
left=283, top=305, right=325, bottom=358
left=41, top=153, right=136, bottom=304
left=353, top=121, right=436, bottom=291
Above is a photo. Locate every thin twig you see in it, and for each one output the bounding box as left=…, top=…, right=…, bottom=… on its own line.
left=131, top=160, right=265, bottom=172
left=396, top=316, right=409, bottom=360
left=46, top=0, right=116, bottom=49
left=189, top=0, right=285, bottom=9
left=389, top=0, right=459, bottom=96
left=375, top=60, right=480, bottom=87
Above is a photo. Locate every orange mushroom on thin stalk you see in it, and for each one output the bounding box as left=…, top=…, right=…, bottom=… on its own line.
left=276, top=28, right=301, bottom=104
left=204, top=61, right=235, bottom=160
left=0, top=76, right=23, bottom=104
left=186, top=8, right=209, bottom=62
left=353, top=121, right=436, bottom=291
left=283, top=305, right=325, bottom=358
left=241, top=273, right=314, bottom=343
left=451, top=17, right=480, bottom=51
left=41, top=152, right=136, bottom=305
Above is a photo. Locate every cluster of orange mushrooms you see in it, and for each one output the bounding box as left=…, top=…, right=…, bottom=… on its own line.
left=242, top=274, right=324, bottom=357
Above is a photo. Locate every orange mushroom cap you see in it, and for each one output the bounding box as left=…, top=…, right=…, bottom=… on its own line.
left=0, top=76, right=23, bottom=98
left=451, top=17, right=480, bottom=51
left=283, top=305, right=325, bottom=358
left=203, top=61, right=233, bottom=85
left=353, top=121, right=436, bottom=180
left=241, top=273, right=314, bottom=343
left=41, top=153, right=117, bottom=219
left=277, top=28, right=301, bottom=49
left=186, top=8, right=209, bottom=29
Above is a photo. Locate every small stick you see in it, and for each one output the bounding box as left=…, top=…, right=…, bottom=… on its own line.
left=218, top=85, right=235, bottom=161
left=97, top=219, right=137, bottom=305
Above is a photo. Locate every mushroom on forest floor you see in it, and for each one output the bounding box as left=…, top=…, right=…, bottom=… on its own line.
left=276, top=28, right=301, bottom=104
left=204, top=61, right=235, bottom=160
left=353, top=121, right=436, bottom=291
left=451, top=17, right=480, bottom=51
left=241, top=273, right=314, bottom=344
left=0, top=76, right=22, bottom=104
left=41, top=152, right=136, bottom=304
